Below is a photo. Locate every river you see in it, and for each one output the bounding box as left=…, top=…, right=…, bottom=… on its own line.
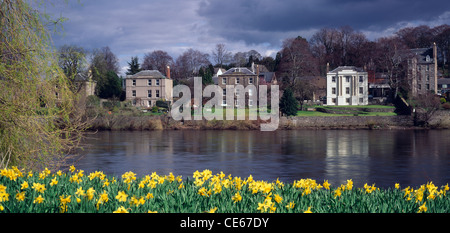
left=75, top=129, right=450, bottom=189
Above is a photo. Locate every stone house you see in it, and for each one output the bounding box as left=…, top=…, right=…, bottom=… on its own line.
left=125, top=67, right=173, bottom=107
left=326, top=66, right=368, bottom=106
left=217, top=67, right=259, bottom=107
left=407, top=43, right=438, bottom=96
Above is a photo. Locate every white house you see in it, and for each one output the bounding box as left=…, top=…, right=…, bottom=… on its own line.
left=326, top=66, right=368, bottom=106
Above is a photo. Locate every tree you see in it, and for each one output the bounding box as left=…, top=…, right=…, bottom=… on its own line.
left=199, top=64, right=214, bottom=85
left=58, top=44, right=88, bottom=83
left=373, top=36, right=409, bottom=99
left=174, top=48, right=210, bottom=79
left=96, top=71, right=122, bottom=99
left=126, top=56, right=141, bottom=75
left=292, top=80, right=314, bottom=111
left=212, top=43, right=232, bottom=67
left=279, top=89, right=298, bottom=116
left=90, top=46, right=120, bottom=98
left=278, top=36, right=319, bottom=88
left=0, top=0, right=87, bottom=170
left=142, top=50, right=174, bottom=74
left=411, top=92, right=441, bottom=127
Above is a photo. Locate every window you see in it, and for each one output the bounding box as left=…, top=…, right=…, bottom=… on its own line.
left=148, top=90, right=152, bottom=98
left=223, top=88, right=226, bottom=96
left=249, top=99, right=253, bottom=106
left=346, top=76, right=350, bottom=82
left=346, top=87, right=350, bottom=94
left=426, top=65, right=429, bottom=71
left=148, top=100, right=152, bottom=106
left=248, top=89, right=253, bottom=96
left=132, top=90, right=136, bottom=97
left=346, top=98, right=350, bottom=103
left=235, top=89, right=240, bottom=96
left=426, top=84, right=430, bottom=90
left=156, top=90, right=160, bottom=98
left=359, top=76, right=363, bottom=82
left=332, top=76, right=336, bottom=82
left=332, top=98, right=336, bottom=103
left=156, top=79, right=160, bottom=86
left=249, top=77, right=253, bottom=84
left=359, top=87, right=363, bottom=94
left=236, top=78, right=240, bottom=84
left=418, top=84, right=422, bottom=90
left=427, top=75, right=430, bottom=81
left=222, top=78, right=226, bottom=84
left=332, top=88, right=336, bottom=94
left=148, top=79, right=152, bottom=86
left=359, top=98, right=363, bottom=103
left=222, top=99, right=226, bottom=105
left=132, top=80, right=136, bottom=86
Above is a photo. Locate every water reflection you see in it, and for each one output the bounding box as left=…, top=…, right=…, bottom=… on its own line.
left=77, top=130, right=450, bottom=188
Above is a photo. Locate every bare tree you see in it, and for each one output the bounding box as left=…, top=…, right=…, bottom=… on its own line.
left=373, top=36, right=410, bottom=99
left=411, top=92, right=441, bottom=126
left=212, top=43, right=232, bottom=67
left=174, top=48, right=210, bottom=79
left=142, top=50, right=174, bottom=74
left=278, top=36, right=319, bottom=88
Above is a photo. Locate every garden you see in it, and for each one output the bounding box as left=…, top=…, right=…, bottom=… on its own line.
left=1, top=167, right=449, bottom=213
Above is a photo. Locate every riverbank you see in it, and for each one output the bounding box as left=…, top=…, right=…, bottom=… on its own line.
left=86, top=110, right=450, bottom=131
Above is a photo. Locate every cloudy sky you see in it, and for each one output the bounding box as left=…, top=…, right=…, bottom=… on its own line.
left=46, top=0, right=450, bottom=75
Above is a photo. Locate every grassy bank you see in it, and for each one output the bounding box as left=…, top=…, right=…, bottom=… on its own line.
left=1, top=167, right=448, bottom=213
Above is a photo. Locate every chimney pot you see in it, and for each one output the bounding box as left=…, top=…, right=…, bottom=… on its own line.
left=166, top=65, right=170, bottom=79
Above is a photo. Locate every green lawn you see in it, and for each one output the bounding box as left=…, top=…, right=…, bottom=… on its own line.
left=297, top=110, right=397, bottom=117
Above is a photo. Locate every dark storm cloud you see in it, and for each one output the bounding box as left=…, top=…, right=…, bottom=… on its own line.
left=198, top=0, right=449, bottom=44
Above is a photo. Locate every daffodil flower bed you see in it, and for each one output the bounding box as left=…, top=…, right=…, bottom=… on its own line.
left=1, top=166, right=449, bottom=213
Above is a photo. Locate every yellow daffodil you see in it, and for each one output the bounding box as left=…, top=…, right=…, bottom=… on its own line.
left=113, top=206, right=129, bottom=213
left=32, top=182, right=46, bottom=193
left=286, top=202, right=295, bottom=209
left=33, top=195, right=44, bottom=204
left=21, top=181, right=29, bottom=190
left=304, top=207, right=313, bottom=213
left=15, top=191, right=25, bottom=202
left=50, top=177, right=58, bottom=187
left=232, top=192, right=242, bottom=203
left=207, top=207, right=218, bottom=213
left=418, top=202, right=427, bottom=213
left=323, top=180, right=331, bottom=190
left=116, top=191, right=128, bottom=202
left=274, top=194, right=283, bottom=204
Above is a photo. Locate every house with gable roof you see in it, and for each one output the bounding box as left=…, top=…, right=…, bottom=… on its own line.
left=125, top=67, right=173, bottom=107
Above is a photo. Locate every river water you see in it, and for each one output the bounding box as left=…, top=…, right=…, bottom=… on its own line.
left=75, top=130, right=450, bottom=189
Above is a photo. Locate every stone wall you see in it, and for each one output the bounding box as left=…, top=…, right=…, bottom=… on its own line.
left=280, top=115, right=414, bottom=129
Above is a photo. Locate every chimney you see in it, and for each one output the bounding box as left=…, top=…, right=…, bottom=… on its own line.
left=166, top=65, right=171, bottom=79
left=256, top=64, right=259, bottom=76
left=433, top=42, right=438, bottom=94
left=326, top=63, right=330, bottom=73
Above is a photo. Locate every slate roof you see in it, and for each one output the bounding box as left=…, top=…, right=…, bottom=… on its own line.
left=328, top=66, right=366, bottom=73
left=126, top=70, right=167, bottom=79
left=409, top=47, right=434, bottom=64
left=221, top=67, right=256, bottom=75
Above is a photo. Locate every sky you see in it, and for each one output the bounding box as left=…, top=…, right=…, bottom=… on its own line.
left=46, top=0, right=450, bottom=76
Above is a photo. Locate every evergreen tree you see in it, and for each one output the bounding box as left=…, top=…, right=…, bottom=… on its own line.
left=96, top=71, right=123, bottom=99
left=279, top=88, right=298, bottom=116
left=126, top=56, right=141, bottom=75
